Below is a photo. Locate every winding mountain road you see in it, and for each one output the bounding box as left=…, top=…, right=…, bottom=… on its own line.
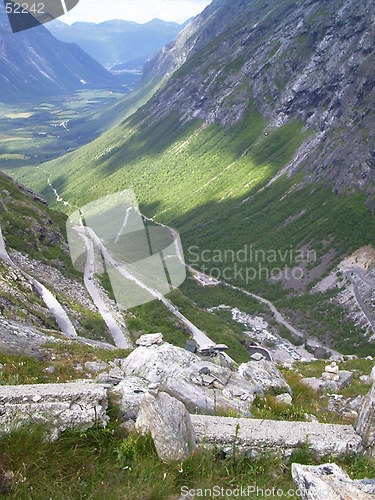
left=78, top=228, right=132, bottom=349
left=74, top=223, right=215, bottom=348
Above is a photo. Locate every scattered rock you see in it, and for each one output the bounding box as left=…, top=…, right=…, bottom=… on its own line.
left=239, top=359, right=291, bottom=395
left=360, top=375, right=372, bottom=385
left=304, top=413, right=319, bottom=423
left=95, top=367, right=124, bottom=385
left=44, top=366, right=55, bottom=374
left=337, top=370, right=354, bottom=389
left=136, top=391, right=196, bottom=462
left=292, top=463, right=374, bottom=499
left=136, top=333, right=163, bottom=347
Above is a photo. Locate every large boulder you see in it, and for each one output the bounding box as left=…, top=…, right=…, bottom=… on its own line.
left=136, top=391, right=196, bottom=462
left=292, top=463, right=374, bottom=499
left=355, top=370, right=375, bottom=454
left=109, top=376, right=148, bottom=421
left=120, top=342, right=262, bottom=416
left=239, top=359, right=292, bottom=395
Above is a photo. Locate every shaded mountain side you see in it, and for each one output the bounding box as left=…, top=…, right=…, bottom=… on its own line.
left=0, top=7, right=116, bottom=103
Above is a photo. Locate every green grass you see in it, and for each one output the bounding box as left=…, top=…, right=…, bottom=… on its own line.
left=0, top=409, right=372, bottom=499
left=0, top=345, right=131, bottom=386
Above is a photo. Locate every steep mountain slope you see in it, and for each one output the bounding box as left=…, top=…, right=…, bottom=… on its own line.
left=12, top=0, right=375, bottom=353
left=0, top=7, right=116, bottom=103
left=48, top=18, right=186, bottom=69
left=144, top=0, right=375, bottom=192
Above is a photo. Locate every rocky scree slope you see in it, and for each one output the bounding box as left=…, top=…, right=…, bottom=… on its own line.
left=145, top=0, right=375, bottom=193
left=0, top=171, right=115, bottom=345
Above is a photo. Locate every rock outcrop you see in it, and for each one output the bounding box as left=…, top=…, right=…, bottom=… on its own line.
left=119, top=339, right=288, bottom=417
left=0, top=382, right=109, bottom=439
left=136, top=391, right=196, bottom=462
left=292, top=463, right=375, bottom=500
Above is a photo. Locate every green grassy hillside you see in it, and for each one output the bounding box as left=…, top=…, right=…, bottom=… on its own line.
left=11, top=100, right=375, bottom=354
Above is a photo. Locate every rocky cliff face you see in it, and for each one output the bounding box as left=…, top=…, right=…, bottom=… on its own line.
left=144, top=0, right=375, bottom=192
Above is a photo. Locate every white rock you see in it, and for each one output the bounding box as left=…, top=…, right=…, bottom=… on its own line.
left=325, top=362, right=339, bottom=375
left=292, top=463, right=373, bottom=499
left=275, top=393, right=293, bottom=405
left=136, top=333, right=164, bottom=347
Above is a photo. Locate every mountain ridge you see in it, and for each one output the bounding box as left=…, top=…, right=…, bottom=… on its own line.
left=0, top=6, right=116, bottom=102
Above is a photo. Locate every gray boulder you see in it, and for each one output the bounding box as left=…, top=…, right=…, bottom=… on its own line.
left=110, top=376, right=148, bottom=421
left=239, top=359, right=292, bottom=395
left=292, top=463, right=374, bottom=499
left=120, top=342, right=263, bottom=416
left=136, top=391, right=196, bottom=462
left=355, top=374, right=375, bottom=455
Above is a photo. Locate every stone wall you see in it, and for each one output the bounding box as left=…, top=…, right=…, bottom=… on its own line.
left=191, top=415, right=362, bottom=459
left=0, top=382, right=109, bottom=439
